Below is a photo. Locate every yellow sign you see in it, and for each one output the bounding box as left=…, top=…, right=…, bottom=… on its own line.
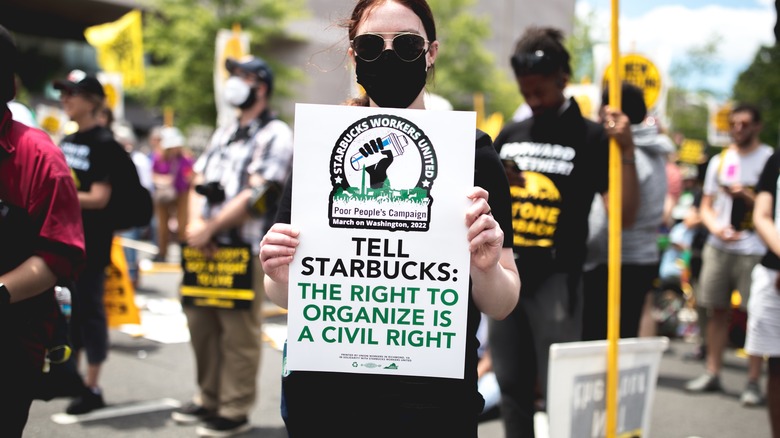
left=220, top=23, right=246, bottom=80
left=180, top=244, right=254, bottom=310
left=84, top=10, right=145, bottom=88
left=714, top=104, right=732, bottom=132
left=678, top=139, right=705, bottom=164
left=104, top=237, right=141, bottom=327
left=602, top=53, right=662, bottom=109
left=40, top=115, right=61, bottom=136
left=104, top=83, right=118, bottom=110
left=214, top=26, right=250, bottom=126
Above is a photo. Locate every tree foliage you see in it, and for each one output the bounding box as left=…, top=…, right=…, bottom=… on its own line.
left=427, top=0, right=521, bottom=119
left=669, top=35, right=722, bottom=96
left=733, top=44, right=780, bottom=148
left=565, top=10, right=596, bottom=84
left=665, top=36, right=722, bottom=142
left=135, top=0, right=304, bottom=128
left=666, top=88, right=709, bottom=142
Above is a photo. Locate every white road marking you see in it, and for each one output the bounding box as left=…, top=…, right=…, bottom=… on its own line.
left=51, top=398, right=181, bottom=425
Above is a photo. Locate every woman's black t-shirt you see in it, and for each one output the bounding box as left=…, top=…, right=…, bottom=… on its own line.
left=59, top=126, right=119, bottom=270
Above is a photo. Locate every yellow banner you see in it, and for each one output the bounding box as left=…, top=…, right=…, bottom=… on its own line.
left=84, top=10, right=145, bottom=88
left=104, top=237, right=141, bottom=327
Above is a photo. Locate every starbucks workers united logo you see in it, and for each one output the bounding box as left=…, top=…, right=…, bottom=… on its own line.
left=329, top=114, right=438, bottom=232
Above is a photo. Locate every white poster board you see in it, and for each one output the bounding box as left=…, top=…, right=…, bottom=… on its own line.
left=547, top=337, right=669, bottom=438
left=214, top=28, right=250, bottom=127
left=288, top=103, right=476, bottom=379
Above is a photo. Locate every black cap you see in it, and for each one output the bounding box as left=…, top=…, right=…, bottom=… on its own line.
left=53, top=70, right=105, bottom=98
left=225, top=55, right=274, bottom=94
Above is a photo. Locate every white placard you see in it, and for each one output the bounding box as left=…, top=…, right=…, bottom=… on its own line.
left=288, top=103, right=476, bottom=379
left=547, top=337, right=669, bottom=438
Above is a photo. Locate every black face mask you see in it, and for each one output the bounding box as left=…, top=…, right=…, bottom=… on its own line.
left=356, top=50, right=427, bottom=109
left=238, top=87, right=258, bottom=110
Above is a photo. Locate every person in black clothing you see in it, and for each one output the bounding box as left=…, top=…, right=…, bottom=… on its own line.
left=259, top=1, right=520, bottom=436
left=55, top=70, right=122, bottom=415
left=489, top=26, right=640, bottom=437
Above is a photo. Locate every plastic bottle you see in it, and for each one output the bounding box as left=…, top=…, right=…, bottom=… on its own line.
left=54, top=285, right=72, bottom=319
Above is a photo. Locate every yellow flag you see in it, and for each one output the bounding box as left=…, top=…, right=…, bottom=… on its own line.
left=84, top=10, right=145, bottom=88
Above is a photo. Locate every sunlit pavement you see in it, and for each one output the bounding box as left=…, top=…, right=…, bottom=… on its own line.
left=26, top=244, right=772, bottom=437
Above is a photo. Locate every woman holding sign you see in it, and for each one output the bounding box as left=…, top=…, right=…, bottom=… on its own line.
left=260, top=0, right=519, bottom=436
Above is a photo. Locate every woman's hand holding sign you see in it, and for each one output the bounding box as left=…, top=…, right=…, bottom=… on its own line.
left=260, top=223, right=299, bottom=308
left=466, top=187, right=520, bottom=320
left=466, top=187, right=501, bottom=270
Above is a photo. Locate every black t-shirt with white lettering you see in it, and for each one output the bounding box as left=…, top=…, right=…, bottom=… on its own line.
left=494, top=98, right=608, bottom=285
left=60, top=126, right=118, bottom=270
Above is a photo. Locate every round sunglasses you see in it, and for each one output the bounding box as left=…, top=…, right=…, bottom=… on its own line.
left=351, top=32, right=429, bottom=62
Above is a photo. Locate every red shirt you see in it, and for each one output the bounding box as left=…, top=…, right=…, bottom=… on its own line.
left=0, top=108, right=85, bottom=279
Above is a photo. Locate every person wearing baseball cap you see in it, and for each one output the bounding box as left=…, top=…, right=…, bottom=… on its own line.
left=172, top=52, right=293, bottom=436
left=54, top=70, right=106, bottom=99
left=54, top=69, right=123, bottom=415
left=0, top=25, right=86, bottom=435
left=224, top=55, right=274, bottom=102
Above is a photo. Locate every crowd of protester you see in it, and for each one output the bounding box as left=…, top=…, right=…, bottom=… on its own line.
left=2, top=0, right=780, bottom=436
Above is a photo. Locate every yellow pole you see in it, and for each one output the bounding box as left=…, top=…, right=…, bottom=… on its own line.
left=606, top=0, right=622, bottom=436
left=163, top=107, right=174, bottom=127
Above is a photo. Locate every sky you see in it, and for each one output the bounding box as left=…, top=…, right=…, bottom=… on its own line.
left=577, top=0, right=776, bottom=98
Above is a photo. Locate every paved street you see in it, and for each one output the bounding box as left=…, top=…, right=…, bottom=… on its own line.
left=24, top=259, right=773, bottom=437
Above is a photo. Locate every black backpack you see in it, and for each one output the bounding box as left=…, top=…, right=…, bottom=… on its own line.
left=106, top=143, right=153, bottom=231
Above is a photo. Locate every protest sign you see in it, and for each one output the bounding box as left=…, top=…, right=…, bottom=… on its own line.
left=547, top=337, right=669, bottom=438
left=287, top=104, right=476, bottom=379
left=180, top=244, right=254, bottom=309
left=104, top=237, right=140, bottom=327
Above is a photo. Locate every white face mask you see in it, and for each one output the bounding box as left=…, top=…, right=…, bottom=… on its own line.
left=223, top=76, right=252, bottom=108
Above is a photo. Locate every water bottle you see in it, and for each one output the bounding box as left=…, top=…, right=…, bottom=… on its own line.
left=55, top=285, right=72, bottom=319
left=349, top=133, right=409, bottom=170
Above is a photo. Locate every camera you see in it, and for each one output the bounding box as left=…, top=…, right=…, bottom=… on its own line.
left=195, top=181, right=226, bottom=205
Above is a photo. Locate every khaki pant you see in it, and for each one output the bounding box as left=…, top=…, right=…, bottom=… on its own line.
left=184, top=257, right=264, bottom=420
left=697, top=243, right=762, bottom=310
left=155, top=191, right=189, bottom=259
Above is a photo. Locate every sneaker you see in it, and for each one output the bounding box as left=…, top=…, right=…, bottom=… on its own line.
left=171, top=402, right=215, bottom=425
left=685, top=373, right=722, bottom=393
left=66, top=388, right=106, bottom=415
left=740, top=381, right=764, bottom=407
left=195, top=416, right=251, bottom=437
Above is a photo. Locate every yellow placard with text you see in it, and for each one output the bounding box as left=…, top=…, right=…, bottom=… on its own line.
left=602, top=53, right=662, bottom=109
left=104, top=238, right=141, bottom=327
left=678, top=139, right=705, bottom=164
left=180, top=244, right=254, bottom=310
